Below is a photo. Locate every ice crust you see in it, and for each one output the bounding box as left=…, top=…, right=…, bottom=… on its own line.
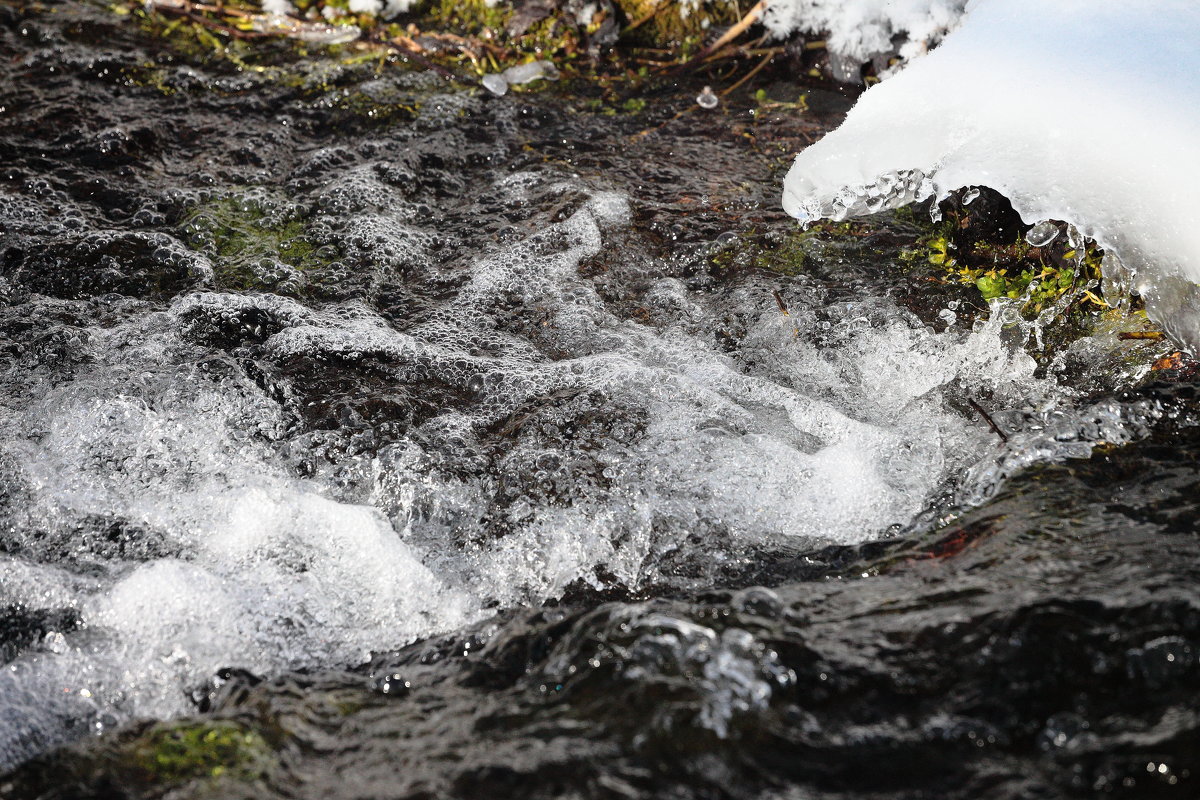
left=783, top=0, right=1200, bottom=347
left=0, top=170, right=1161, bottom=769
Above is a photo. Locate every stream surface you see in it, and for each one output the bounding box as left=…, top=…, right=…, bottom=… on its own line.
left=0, top=2, right=1197, bottom=798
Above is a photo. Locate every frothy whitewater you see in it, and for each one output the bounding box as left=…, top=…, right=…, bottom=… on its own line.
left=1, top=2, right=1195, bottom=792
left=0, top=166, right=1156, bottom=766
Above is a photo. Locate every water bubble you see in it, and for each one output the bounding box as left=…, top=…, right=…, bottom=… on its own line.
left=1038, top=712, right=1089, bottom=751
left=697, top=86, right=719, bottom=109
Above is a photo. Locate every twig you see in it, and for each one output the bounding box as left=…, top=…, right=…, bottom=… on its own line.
left=967, top=397, right=1008, bottom=443
left=668, top=0, right=765, bottom=76
left=380, top=35, right=458, bottom=79
left=720, top=49, right=776, bottom=97
left=692, top=0, right=765, bottom=62
left=147, top=2, right=272, bottom=39
left=772, top=289, right=800, bottom=338
left=623, top=0, right=668, bottom=34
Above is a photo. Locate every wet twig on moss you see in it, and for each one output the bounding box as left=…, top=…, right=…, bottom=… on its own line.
left=369, top=33, right=459, bottom=79
left=623, top=0, right=670, bottom=35
left=721, top=49, right=777, bottom=97
left=148, top=1, right=272, bottom=40
left=684, top=0, right=765, bottom=67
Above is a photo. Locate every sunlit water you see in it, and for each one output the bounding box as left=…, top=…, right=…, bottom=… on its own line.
left=1, top=2, right=1197, bottom=796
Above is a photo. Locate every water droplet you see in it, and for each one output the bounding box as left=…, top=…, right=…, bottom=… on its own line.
left=375, top=672, right=412, bottom=696
left=697, top=86, right=719, bottom=109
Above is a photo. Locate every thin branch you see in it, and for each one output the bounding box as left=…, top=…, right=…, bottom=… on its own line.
left=967, top=397, right=1009, bottom=443
left=720, top=49, right=776, bottom=97
left=691, top=0, right=765, bottom=62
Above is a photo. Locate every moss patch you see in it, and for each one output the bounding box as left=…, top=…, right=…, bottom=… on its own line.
left=897, top=190, right=1119, bottom=318
left=907, top=223, right=1108, bottom=315
left=122, top=721, right=271, bottom=784
left=181, top=192, right=323, bottom=293
left=614, top=0, right=743, bottom=49
left=109, top=0, right=832, bottom=94
left=708, top=219, right=879, bottom=279
left=5, top=719, right=275, bottom=798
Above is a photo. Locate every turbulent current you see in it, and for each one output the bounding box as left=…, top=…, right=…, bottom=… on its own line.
left=1, top=2, right=1198, bottom=798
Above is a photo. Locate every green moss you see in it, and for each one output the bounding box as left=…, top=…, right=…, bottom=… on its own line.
left=621, top=96, right=647, bottom=113
left=614, top=0, right=742, bottom=48
left=113, top=0, right=776, bottom=90
left=182, top=193, right=325, bottom=292
left=944, top=237, right=1106, bottom=315
left=710, top=221, right=868, bottom=278
left=756, top=230, right=812, bottom=276
left=752, top=87, right=808, bottom=113
left=122, top=721, right=269, bottom=784
left=422, top=0, right=510, bottom=34
left=899, top=199, right=1110, bottom=318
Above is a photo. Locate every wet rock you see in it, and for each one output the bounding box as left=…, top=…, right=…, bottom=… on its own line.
left=11, top=231, right=210, bottom=300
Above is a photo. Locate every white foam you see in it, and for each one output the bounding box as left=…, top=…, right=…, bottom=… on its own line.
left=0, top=171, right=1156, bottom=769
left=0, top=312, right=472, bottom=766
left=782, top=0, right=1200, bottom=347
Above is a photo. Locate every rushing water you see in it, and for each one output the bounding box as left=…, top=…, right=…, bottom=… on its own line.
left=1, top=2, right=1198, bottom=798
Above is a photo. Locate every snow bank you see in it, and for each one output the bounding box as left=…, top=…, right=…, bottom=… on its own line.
left=782, top=0, right=1200, bottom=349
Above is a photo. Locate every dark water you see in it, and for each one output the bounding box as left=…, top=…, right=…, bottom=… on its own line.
left=0, top=1, right=1197, bottom=797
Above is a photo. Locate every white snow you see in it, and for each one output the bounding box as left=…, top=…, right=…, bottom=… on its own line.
left=260, top=0, right=294, bottom=17
left=762, top=0, right=967, bottom=72
left=782, top=0, right=1200, bottom=349
left=338, top=0, right=415, bottom=19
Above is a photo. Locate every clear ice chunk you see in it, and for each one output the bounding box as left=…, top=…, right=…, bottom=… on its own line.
left=1025, top=221, right=1059, bottom=248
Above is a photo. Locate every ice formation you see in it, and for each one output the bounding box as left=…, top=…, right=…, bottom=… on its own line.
left=762, top=0, right=967, bottom=75
left=783, top=0, right=1200, bottom=348
left=481, top=61, right=561, bottom=97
